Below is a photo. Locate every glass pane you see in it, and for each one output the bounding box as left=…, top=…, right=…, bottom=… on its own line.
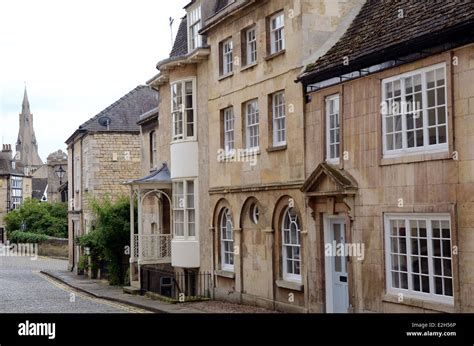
left=400, top=273, right=408, bottom=289
left=429, top=127, right=437, bottom=145
left=392, top=272, right=399, bottom=288
left=437, top=88, right=445, bottom=105
left=444, top=278, right=453, bottom=296
left=421, top=275, right=430, bottom=293
left=426, top=71, right=435, bottom=89
left=435, top=277, right=443, bottom=295
left=434, top=258, right=442, bottom=275
left=427, top=89, right=435, bottom=108
left=443, top=259, right=452, bottom=277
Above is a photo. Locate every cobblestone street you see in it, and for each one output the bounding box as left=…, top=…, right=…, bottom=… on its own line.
left=0, top=247, right=147, bottom=313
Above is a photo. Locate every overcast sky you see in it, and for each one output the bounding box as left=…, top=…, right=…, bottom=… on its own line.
left=0, top=0, right=188, bottom=161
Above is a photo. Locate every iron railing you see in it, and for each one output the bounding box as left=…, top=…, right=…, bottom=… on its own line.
left=140, top=267, right=212, bottom=300
left=133, top=234, right=171, bottom=262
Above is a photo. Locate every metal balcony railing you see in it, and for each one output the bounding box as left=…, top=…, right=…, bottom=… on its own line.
left=133, top=234, right=172, bottom=262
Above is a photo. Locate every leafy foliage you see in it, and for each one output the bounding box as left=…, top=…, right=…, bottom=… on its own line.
left=76, top=195, right=135, bottom=285
left=4, top=199, right=68, bottom=238
left=7, top=230, right=49, bottom=244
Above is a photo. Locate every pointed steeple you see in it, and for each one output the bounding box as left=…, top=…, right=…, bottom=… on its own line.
left=16, top=87, right=43, bottom=169
left=22, top=87, right=30, bottom=115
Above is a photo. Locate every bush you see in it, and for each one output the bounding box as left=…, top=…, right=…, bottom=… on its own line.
left=4, top=199, right=68, bottom=238
left=8, top=230, right=48, bottom=244
left=76, top=195, right=136, bottom=285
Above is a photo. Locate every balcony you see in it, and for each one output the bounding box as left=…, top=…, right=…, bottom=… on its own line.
left=133, top=234, right=171, bottom=264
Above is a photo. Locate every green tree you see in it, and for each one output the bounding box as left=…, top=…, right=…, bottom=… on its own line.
left=77, top=195, right=135, bottom=285
left=4, top=199, right=68, bottom=238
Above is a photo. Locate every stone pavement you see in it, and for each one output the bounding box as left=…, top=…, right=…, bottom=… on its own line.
left=41, top=270, right=203, bottom=314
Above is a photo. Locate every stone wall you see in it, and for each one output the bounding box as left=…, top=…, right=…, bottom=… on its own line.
left=304, top=45, right=474, bottom=312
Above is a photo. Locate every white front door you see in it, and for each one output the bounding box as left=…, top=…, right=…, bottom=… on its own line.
left=325, top=216, right=349, bottom=313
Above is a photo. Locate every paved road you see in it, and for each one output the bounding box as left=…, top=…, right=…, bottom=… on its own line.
left=0, top=246, right=147, bottom=313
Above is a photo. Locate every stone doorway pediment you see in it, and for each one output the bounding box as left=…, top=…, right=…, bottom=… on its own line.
left=301, top=162, right=358, bottom=197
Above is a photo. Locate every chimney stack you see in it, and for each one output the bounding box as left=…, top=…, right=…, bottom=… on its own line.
left=1, top=144, right=13, bottom=160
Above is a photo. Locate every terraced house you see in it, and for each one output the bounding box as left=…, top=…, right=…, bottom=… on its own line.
left=128, top=0, right=217, bottom=296
left=298, top=0, right=474, bottom=312
left=202, top=0, right=362, bottom=312
left=66, top=86, right=158, bottom=273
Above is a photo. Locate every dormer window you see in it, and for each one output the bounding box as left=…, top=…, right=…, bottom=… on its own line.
left=188, top=5, right=202, bottom=51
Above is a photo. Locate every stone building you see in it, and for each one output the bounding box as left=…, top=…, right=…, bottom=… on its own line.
left=297, top=0, right=474, bottom=312
left=127, top=0, right=216, bottom=296
left=0, top=144, right=32, bottom=243
left=46, top=150, right=68, bottom=203
left=66, top=86, right=159, bottom=272
left=202, top=0, right=361, bottom=312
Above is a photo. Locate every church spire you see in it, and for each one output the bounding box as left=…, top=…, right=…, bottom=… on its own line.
left=16, top=87, right=43, bottom=169
left=22, top=87, right=30, bottom=115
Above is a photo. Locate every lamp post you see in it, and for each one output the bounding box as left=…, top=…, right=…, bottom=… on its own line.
left=55, top=165, right=66, bottom=185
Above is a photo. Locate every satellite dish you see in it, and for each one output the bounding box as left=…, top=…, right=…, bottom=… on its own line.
left=98, top=116, right=112, bottom=129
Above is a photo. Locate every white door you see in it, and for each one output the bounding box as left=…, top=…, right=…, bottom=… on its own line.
left=326, top=217, right=349, bottom=313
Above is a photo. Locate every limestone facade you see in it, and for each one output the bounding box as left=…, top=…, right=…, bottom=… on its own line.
left=302, top=46, right=474, bottom=313
left=203, top=0, right=361, bottom=312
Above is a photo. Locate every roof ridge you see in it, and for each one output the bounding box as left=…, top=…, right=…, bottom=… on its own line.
left=79, top=85, right=148, bottom=129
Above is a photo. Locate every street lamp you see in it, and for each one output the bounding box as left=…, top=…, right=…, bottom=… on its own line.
left=55, top=165, right=66, bottom=185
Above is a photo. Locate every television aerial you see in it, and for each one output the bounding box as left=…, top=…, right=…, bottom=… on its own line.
left=98, top=116, right=112, bottom=130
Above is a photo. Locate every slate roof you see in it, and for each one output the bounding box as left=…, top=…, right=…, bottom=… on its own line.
left=32, top=178, right=48, bottom=200
left=75, top=86, right=159, bottom=134
left=0, top=157, right=25, bottom=176
left=170, top=16, right=189, bottom=58
left=300, top=0, right=474, bottom=83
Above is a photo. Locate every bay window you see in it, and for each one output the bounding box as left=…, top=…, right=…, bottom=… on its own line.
left=173, top=180, right=196, bottom=239
left=171, top=79, right=195, bottom=141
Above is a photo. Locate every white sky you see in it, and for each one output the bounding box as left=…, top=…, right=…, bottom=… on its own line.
left=0, top=0, right=189, bottom=160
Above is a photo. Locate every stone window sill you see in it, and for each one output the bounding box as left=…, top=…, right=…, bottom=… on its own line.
left=382, top=293, right=454, bottom=313
left=265, top=49, right=286, bottom=61
left=380, top=151, right=451, bottom=166
left=215, top=270, right=235, bottom=279
left=267, top=145, right=287, bottom=153
left=218, top=72, right=234, bottom=81
left=275, top=280, right=304, bottom=292
left=241, top=62, right=258, bottom=72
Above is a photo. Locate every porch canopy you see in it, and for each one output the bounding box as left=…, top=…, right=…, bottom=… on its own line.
left=125, top=163, right=173, bottom=265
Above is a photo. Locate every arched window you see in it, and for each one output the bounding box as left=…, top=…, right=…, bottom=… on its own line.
left=282, top=207, right=301, bottom=282
left=220, top=208, right=234, bottom=271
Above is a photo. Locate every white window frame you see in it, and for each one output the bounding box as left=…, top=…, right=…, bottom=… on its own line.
left=245, top=99, right=260, bottom=151
left=270, top=11, right=285, bottom=54
left=172, top=179, right=196, bottom=240
left=282, top=207, right=302, bottom=282
left=272, top=91, right=286, bottom=147
left=223, top=107, right=235, bottom=155
left=171, top=79, right=196, bottom=142
left=187, top=5, right=202, bottom=52
left=246, top=26, right=257, bottom=65
left=220, top=208, right=234, bottom=272
left=382, top=63, right=448, bottom=158
left=384, top=213, right=454, bottom=305
left=150, top=131, right=157, bottom=169
left=325, top=94, right=340, bottom=164
left=222, top=39, right=233, bottom=75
